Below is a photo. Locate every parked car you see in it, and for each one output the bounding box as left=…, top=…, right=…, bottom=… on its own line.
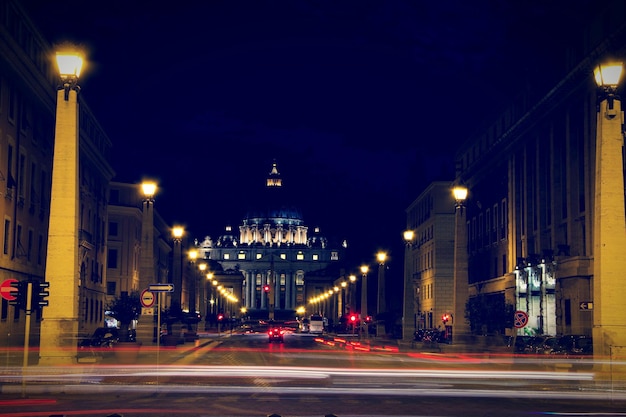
left=79, top=327, right=120, bottom=349
left=536, top=336, right=560, bottom=354
left=552, top=335, right=593, bottom=357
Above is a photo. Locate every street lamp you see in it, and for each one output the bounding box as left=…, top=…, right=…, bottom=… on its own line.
left=376, top=251, right=387, bottom=337
left=198, top=263, right=207, bottom=329
left=136, top=180, right=158, bottom=344
left=348, top=274, right=356, bottom=314
left=188, top=249, right=199, bottom=315
left=360, top=264, right=369, bottom=339
left=171, top=226, right=184, bottom=312
left=452, top=185, right=469, bottom=344
left=592, top=61, right=626, bottom=363
left=40, top=47, right=84, bottom=365
left=402, top=230, right=416, bottom=342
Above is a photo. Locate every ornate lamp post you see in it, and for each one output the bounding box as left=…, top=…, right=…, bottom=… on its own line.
left=40, top=48, right=84, bottom=365
left=376, top=251, right=387, bottom=337
left=402, top=230, right=416, bottom=341
left=360, top=265, right=369, bottom=339
left=592, top=62, right=626, bottom=365
left=171, top=226, right=184, bottom=312
left=188, top=249, right=198, bottom=314
left=135, top=181, right=158, bottom=344
left=452, top=185, right=469, bottom=344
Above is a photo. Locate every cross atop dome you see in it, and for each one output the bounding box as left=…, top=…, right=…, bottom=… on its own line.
left=267, top=160, right=282, bottom=188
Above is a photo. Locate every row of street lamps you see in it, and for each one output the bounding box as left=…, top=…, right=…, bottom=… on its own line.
left=42, top=40, right=625, bottom=364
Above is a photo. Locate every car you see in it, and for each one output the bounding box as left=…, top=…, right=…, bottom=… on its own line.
left=79, top=327, right=120, bottom=349
left=268, top=326, right=284, bottom=343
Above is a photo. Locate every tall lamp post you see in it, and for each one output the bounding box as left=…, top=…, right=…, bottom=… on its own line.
left=197, top=263, right=207, bottom=329
left=592, top=62, right=626, bottom=365
left=171, top=226, right=184, bottom=312
left=360, top=265, right=369, bottom=339
left=376, top=251, right=387, bottom=337
left=188, top=249, right=198, bottom=315
left=402, top=230, right=416, bottom=342
left=137, top=181, right=157, bottom=344
left=452, top=185, right=469, bottom=344
left=40, top=48, right=84, bottom=365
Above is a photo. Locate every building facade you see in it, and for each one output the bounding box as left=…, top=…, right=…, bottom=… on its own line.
left=0, top=0, right=115, bottom=347
left=197, top=162, right=345, bottom=320
left=452, top=2, right=626, bottom=339
left=405, top=182, right=456, bottom=331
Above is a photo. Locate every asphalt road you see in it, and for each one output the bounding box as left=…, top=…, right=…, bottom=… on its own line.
left=2, top=332, right=626, bottom=416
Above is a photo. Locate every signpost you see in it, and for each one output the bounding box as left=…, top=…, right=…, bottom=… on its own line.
left=149, top=283, right=174, bottom=293
left=145, top=284, right=174, bottom=360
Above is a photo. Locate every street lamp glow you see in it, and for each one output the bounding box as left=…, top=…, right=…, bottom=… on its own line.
left=403, top=230, right=414, bottom=243
left=141, top=181, right=157, bottom=200
left=360, top=265, right=369, bottom=274
left=56, top=50, right=83, bottom=80
left=188, top=249, right=198, bottom=261
left=594, top=62, right=623, bottom=88
left=377, top=252, right=387, bottom=264
left=349, top=274, right=356, bottom=283
left=172, top=226, right=184, bottom=239
left=453, top=186, right=468, bottom=202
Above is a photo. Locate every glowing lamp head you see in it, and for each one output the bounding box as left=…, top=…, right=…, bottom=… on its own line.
left=141, top=181, right=157, bottom=200
left=453, top=186, right=468, bottom=202
left=172, top=226, right=184, bottom=239
left=594, top=62, right=623, bottom=88
left=56, top=50, right=83, bottom=80
left=377, top=252, right=387, bottom=264
left=188, top=249, right=198, bottom=262
left=360, top=265, right=369, bottom=275
left=403, top=230, right=414, bottom=243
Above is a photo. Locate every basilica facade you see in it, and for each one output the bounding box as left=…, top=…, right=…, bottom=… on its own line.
left=196, top=162, right=345, bottom=319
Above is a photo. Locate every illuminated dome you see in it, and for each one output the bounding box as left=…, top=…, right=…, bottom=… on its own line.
left=239, top=161, right=309, bottom=246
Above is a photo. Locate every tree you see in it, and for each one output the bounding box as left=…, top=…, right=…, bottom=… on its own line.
left=106, top=292, right=141, bottom=342
left=465, top=293, right=515, bottom=335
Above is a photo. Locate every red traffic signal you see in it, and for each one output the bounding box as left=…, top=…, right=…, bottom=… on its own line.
left=349, top=314, right=357, bottom=323
left=263, top=284, right=270, bottom=293
left=217, top=313, right=224, bottom=321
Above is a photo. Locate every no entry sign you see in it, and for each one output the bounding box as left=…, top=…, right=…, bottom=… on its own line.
left=0, top=278, right=18, bottom=301
left=141, top=288, right=155, bottom=308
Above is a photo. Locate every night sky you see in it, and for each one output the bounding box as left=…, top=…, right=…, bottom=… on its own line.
left=20, top=0, right=595, bottom=293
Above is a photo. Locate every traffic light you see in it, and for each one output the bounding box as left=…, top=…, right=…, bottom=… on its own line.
left=349, top=314, right=357, bottom=323
left=217, top=313, right=224, bottom=322
left=8, top=280, right=26, bottom=311
left=442, top=313, right=450, bottom=324
left=34, top=281, right=50, bottom=308
left=263, top=284, right=270, bottom=293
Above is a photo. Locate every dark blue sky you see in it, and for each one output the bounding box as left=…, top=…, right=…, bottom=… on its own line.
left=22, top=0, right=595, bottom=280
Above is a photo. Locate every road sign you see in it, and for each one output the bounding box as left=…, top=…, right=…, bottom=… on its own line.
left=0, top=278, right=18, bottom=301
left=579, top=301, right=594, bottom=310
left=148, top=283, right=174, bottom=293
left=140, top=289, right=155, bottom=308
left=513, top=310, right=529, bottom=328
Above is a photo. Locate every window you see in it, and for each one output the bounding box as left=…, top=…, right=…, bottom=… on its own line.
left=331, top=251, right=338, bottom=261
left=256, top=253, right=262, bottom=259
left=108, top=221, right=118, bottom=237
left=296, top=252, right=304, bottom=260
left=107, top=248, right=118, bottom=269
left=223, top=253, right=230, bottom=260
left=107, top=282, right=116, bottom=296
left=238, top=251, right=246, bottom=260
left=312, top=254, right=319, bottom=261
left=3, top=219, right=10, bottom=255
left=37, top=234, right=43, bottom=264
